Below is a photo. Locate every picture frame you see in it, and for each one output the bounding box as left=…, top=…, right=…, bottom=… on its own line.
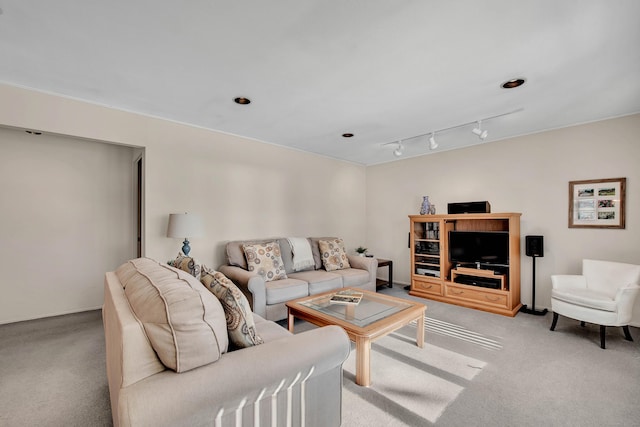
left=568, top=177, right=626, bottom=229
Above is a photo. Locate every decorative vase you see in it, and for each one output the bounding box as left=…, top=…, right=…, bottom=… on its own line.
left=429, top=204, right=436, bottom=215
left=420, top=196, right=431, bottom=215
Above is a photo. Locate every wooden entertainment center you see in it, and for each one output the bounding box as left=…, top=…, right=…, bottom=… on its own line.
left=409, top=212, right=522, bottom=316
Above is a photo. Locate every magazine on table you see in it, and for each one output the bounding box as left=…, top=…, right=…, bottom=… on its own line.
left=329, top=290, right=363, bottom=305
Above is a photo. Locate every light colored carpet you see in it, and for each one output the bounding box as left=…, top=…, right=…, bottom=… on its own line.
left=298, top=286, right=640, bottom=426
left=0, top=310, right=111, bottom=426
left=341, top=326, right=486, bottom=425
left=1, top=286, right=639, bottom=426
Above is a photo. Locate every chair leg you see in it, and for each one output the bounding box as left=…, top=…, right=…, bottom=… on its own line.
left=600, top=325, right=606, bottom=349
left=623, top=325, right=633, bottom=342
left=550, top=312, right=558, bottom=331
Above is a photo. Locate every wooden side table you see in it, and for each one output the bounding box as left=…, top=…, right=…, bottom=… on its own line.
left=376, top=258, right=393, bottom=288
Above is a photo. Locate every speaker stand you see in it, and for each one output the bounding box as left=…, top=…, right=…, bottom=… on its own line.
left=520, top=256, right=548, bottom=316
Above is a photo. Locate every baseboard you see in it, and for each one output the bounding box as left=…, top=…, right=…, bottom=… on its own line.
left=390, top=280, right=409, bottom=287
left=0, top=305, right=103, bottom=325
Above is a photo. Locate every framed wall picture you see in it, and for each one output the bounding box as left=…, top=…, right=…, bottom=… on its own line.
left=568, top=177, right=626, bottom=229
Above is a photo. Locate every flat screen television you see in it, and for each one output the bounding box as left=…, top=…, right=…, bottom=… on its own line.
left=448, top=230, right=509, bottom=267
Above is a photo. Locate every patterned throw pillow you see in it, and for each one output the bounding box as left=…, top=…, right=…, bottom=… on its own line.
left=167, top=253, right=201, bottom=280
left=200, top=266, right=264, bottom=349
left=242, top=241, right=288, bottom=282
left=318, top=238, right=351, bottom=272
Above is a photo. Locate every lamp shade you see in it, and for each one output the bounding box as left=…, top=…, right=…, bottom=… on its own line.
left=166, top=213, right=204, bottom=239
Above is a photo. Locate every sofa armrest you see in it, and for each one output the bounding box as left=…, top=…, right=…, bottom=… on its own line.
left=347, top=255, right=378, bottom=288
left=218, top=264, right=268, bottom=318
left=116, top=325, right=350, bottom=427
left=551, top=274, right=587, bottom=290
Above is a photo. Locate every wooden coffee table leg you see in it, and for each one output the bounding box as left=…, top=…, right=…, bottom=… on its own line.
left=355, top=336, right=371, bottom=387
left=416, top=313, right=425, bottom=348
left=287, top=310, right=295, bottom=333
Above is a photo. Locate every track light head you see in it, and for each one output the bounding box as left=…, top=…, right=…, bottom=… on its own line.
left=393, top=141, right=404, bottom=157
left=429, top=133, right=438, bottom=150
left=472, top=121, right=488, bottom=140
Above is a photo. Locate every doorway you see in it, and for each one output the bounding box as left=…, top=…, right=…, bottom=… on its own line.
left=135, top=153, right=144, bottom=257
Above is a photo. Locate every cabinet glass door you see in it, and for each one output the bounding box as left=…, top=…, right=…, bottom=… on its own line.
left=414, top=221, right=441, bottom=278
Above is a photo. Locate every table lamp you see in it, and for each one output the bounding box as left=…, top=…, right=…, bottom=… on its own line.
left=166, top=213, right=203, bottom=256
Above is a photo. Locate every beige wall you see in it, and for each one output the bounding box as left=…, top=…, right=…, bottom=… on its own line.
left=141, top=119, right=366, bottom=266
left=1, top=83, right=638, bottom=322
left=0, top=84, right=367, bottom=323
left=0, top=128, right=135, bottom=323
left=366, top=114, right=640, bottom=310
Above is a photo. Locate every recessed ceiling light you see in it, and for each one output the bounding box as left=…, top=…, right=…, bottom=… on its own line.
left=25, top=130, right=42, bottom=135
left=234, top=97, right=251, bottom=105
left=342, top=133, right=354, bottom=138
left=502, top=78, right=526, bottom=89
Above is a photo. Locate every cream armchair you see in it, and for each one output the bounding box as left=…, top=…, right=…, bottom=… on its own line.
left=550, top=259, right=640, bottom=349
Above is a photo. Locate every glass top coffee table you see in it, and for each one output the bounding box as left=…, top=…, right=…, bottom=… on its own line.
left=286, top=288, right=426, bottom=387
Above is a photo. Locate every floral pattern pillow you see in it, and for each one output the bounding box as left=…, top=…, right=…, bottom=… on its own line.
left=318, top=238, right=351, bottom=272
left=243, top=241, right=288, bottom=282
left=200, top=266, right=264, bottom=349
left=167, top=253, right=201, bottom=280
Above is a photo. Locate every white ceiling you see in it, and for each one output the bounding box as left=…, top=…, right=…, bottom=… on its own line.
left=1, top=1, right=639, bottom=165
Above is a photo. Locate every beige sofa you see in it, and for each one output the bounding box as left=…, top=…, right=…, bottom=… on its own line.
left=219, top=237, right=378, bottom=321
left=103, top=258, right=350, bottom=427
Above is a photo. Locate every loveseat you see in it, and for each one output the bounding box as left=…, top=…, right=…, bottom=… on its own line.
left=218, top=237, right=378, bottom=321
left=103, top=257, right=350, bottom=427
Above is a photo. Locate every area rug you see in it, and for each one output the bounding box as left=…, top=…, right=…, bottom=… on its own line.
left=340, top=321, right=490, bottom=426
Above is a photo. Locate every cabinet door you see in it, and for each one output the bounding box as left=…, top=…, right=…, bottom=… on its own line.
left=413, top=219, right=442, bottom=280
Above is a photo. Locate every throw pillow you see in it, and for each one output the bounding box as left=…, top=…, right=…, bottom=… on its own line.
left=200, top=266, right=264, bottom=349
left=117, top=258, right=228, bottom=373
left=310, top=236, right=338, bottom=270
left=243, top=241, right=288, bottom=282
left=167, top=252, right=201, bottom=279
left=318, top=238, right=351, bottom=272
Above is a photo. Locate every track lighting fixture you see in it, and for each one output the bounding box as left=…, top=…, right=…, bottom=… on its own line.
left=382, top=108, right=523, bottom=158
left=428, top=133, right=438, bottom=150
left=472, top=121, right=488, bottom=140
left=393, top=141, right=404, bottom=157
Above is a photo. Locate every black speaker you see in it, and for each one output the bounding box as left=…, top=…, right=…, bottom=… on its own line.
left=525, top=235, right=544, bottom=257
left=447, top=201, right=491, bottom=214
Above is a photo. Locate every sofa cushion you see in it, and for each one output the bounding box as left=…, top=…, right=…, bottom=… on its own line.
left=310, top=237, right=338, bottom=270
left=287, top=237, right=316, bottom=272
left=253, top=313, right=293, bottom=342
left=167, top=253, right=201, bottom=279
left=551, top=287, right=617, bottom=312
left=200, top=266, right=264, bottom=349
left=265, top=278, right=309, bottom=305
left=330, top=267, right=370, bottom=288
left=226, top=238, right=291, bottom=270
left=318, top=238, right=351, bottom=272
left=276, top=238, right=297, bottom=274
left=288, top=270, right=343, bottom=294
left=226, top=239, right=268, bottom=269
left=243, top=241, right=288, bottom=281
left=116, top=258, right=228, bottom=373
